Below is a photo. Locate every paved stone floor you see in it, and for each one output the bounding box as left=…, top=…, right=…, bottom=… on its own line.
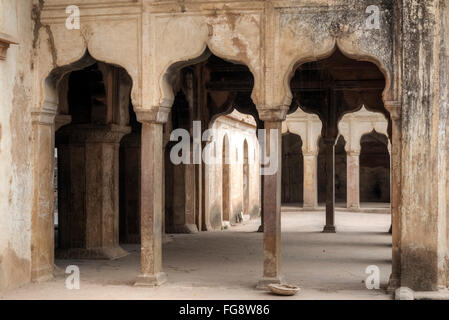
left=1, top=209, right=392, bottom=300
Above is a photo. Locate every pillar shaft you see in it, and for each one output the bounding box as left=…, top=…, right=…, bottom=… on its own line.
left=257, top=120, right=282, bottom=288
left=387, top=104, right=402, bottom=291
left=303, top=152, right=318, bottom=209
left=31, top=110, right=56, bottom=282
left=56, top=124, right=130, bottom=259
left=346, top=151, right=360, bottom=209
left=135, top=122, right=167, bottom=286
left=323, top=140, right=336, bottom=233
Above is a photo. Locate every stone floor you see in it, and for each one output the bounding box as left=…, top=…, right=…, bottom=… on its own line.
left=1, top=209, right=392, bottom=300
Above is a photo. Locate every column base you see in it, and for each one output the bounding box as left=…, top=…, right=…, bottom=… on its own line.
left=31, top=264, right=54, bottom=282
left=256, top=276, right=284, bottom=290
left=322, top=225, right=336, bottom=233
left=134, top=272, right=167, bottom=287
left=387, top=273, right=401, bottom=293
left=56, top=246, right=129, bottom=260
left=166, top=224, right=198, bottom=234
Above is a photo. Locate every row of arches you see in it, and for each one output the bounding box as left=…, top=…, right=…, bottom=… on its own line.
left=34, top=44, right=398, bottom=290
left=282, top=132, right=390, bottom=206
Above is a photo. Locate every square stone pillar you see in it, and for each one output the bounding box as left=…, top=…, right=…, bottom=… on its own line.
left=31, top=108, right=57, bottom=282
left=56, top=124, right=130, bottom=259
left=302, top=151, right=318, bottom=209
left=386, top=102, right=402, bottom=291
left=346, top=151, right=360, bottom=210
left=135, top=120, right=167, bottom=286
left=257, top=120, right=283, bottom=289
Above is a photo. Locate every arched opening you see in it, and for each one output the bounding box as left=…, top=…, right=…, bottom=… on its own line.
left=360, top=131, right=390, bottom=204
left=154, top=50, right=263, bottom=287
left=163, top=50, right=260, bottom=234
left=53, top=56, right=134, bottom=259
left=286, top=47, right=392, bottom=290
left=281, top=133, right=304, bottom=205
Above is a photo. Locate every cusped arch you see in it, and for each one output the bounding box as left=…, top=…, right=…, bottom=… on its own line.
left=283, top=42, right=393, bottom=111
left=40, top=50, right=138, bottom=120
left=338, top=106, right=390, bottom=154
left=159, top=44, right=261, bottom=112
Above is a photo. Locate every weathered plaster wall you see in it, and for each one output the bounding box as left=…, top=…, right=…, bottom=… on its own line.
left=400, top=0, right=449, bottom=291
left=0, top=0, right=34, bottom=291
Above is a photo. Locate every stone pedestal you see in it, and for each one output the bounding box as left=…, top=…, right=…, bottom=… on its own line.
left=346, top=151, right=360, bottom=209
left=56, top=124, right=130, bottom=259
left=302, top=151, right=318, bottom=209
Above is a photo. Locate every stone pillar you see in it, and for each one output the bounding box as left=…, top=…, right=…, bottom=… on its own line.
left=134, top=108, right=169, bottom=286
left=346, top=150, right=360, bottom=210
left=257, top=120, right=283, bottom=289
left=322, top=139, right=337, bottom=233
left=386, top=101, right=402, bottom=291
left=56, top=124, right=130, bottom=259
left=302, top=151, right=318, bottom=209
left=31, top=107, right=57, bottom=282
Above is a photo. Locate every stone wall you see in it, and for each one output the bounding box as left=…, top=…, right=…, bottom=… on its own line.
left=0, top=0, right=34, bottom=291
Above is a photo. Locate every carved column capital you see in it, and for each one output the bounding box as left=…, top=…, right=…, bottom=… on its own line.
left=56, top=124, right=131, bottom=144
left=31, top=108, right=57, bottom=126
left=0, top=32, right=18, bottom=60
left=134, top=106, right=170, bottom=124
left=347, top=150, right=361, bottom=157
left=384, top=100, right=401, bottom=121
left=302, top=149, right=318, bottom=157
left=257, top=105, right=289, bottom=122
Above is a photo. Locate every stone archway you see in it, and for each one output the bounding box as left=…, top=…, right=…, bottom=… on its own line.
left=31, top=52, right=135, bottom=280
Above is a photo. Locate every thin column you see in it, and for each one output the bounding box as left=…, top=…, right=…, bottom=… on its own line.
left=135, top=121, right=167, bottom=286
left=31, top=108, right=57, bottom=282
left=323, top=139, right=336, bottom=233
left=386, top=102, right=402, bottom=291
left=257, top=120, right=283, bottom=289
left=346, top=150, right=360, bottom=210
left=302, top=151, right=318, bottom=209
